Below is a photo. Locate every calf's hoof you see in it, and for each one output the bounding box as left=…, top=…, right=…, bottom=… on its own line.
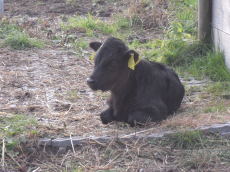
left=100, top=107, right=115, bottom=124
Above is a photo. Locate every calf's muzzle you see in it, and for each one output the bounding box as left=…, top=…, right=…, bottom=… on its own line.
left=87, top=77, right=96, bottom=86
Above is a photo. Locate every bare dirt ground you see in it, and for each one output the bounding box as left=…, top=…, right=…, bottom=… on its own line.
left=1, top=0, right=230, bottom=171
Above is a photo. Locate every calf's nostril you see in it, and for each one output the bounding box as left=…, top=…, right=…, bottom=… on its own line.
left=87, top=78, right=96, bottom=85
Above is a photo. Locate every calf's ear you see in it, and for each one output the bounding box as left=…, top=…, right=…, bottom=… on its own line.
left=89, top=41, right=103, bottom=52
left=124, top=49, right=139, bottom=62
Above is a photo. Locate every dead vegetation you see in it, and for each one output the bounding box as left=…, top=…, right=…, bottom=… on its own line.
left=2, top=131, right=230, bottom=171
left=126, top=0, right=169, bottom=29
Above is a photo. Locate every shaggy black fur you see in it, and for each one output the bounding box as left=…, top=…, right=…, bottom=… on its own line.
left=87, top=37, right=185, bottom=127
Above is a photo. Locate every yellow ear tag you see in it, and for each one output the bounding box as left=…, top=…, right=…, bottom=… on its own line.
left=128, top=53, right=141, bottom=70
left=91, top=52, right=96, bottom=62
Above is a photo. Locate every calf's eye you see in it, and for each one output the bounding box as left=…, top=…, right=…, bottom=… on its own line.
left=107, top=61, right=118, bottom=70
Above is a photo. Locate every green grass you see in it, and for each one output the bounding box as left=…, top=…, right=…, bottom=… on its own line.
left=180, top=149, right=227, bottom=170
left=66, top=89, right=79, bottom=100
left=162, top=0, right=229, bottom=81
left=0, top=20, right=21, bottom=39
left=62, top=13, right=132, bottom=35
left=166, top=130, right=230, bottom=169
left=66, top=14, right=99, bottom=31
left=142, top=11, right=229, bottom=82
left=119, top=0, right=230, bottom=82
left=204, top=102, right=227, bottom=113
left=2, top=31, right=44, bottom=50
left=187, top=48, right=230, bottom=81
left=72, top=38, right=88, bottom=50
left=203, top=82, right=230, bottom=96
left=148, top=129, right=230, bottom=170
left=115, top=15, right=132, bottom=30
left=131, top=33, right=230, bottom=82
left=97, top=21, right=118, bottom=34
left=169, top=130, right=204, bottom=150
left=66, top=0, right=74, bottom=4
left=0, top=114, right=39, bottom=156
left=0, top=19, right=44, bottom=50
left=173, top=0, right=198, bottom=35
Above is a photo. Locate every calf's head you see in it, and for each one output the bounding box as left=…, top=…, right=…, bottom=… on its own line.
left=87, top=37, right=140, bottom=91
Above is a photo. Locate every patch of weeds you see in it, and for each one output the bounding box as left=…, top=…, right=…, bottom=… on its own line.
left=0, top=114, right=38, bottom=156
left=218, top=150, right=230, bottom=162
left=146, top=0, right=229, bottom=81
left=73, top=38, right=88, bottom=50
left=149, top=22, right=195, bottom=63
left=36, top=1, right=42, bottom=5
left=52, top=35, right=61, bottom=40
left=127, top=39, right=143, bottom=50
left=180, top=149, right=219, bottom=170
left=102, top=147, right=115, bottom=161
left=115, top=15, right=132, bottom=30
left=183, top=73, right=192, bottom=81
left=0, top=19, right=21, bottom=39
left=188, top=48, right=230, bottom=81
left=112, top=32, right=131, bottom=43
left=64, top=13, right=99, bottom=31
left=96, top=21, right=117, bottom=34
left=183, top=0, right=198, bottom=9
left=102, top=92, right=109, bottom=98
left=86, top=28, right=94, bottom=37
left=198, top=93, right=210, bottom=99
left=204, top=102, right=227, bottom=113
left=66, top=0, right=76, bottom=4
left=173, top=0, right=198, bottom=35
left=126, top=0, right=168, bottom=29
left=92, top=0, right=100, bottom=3
left=66, top=90, right=79, bottom=101
left=169, top=130, right=205, bottom=150
left=2, top=31, right=44, bottom=50
left=204, top=82, right=230, bottom=96
left=187, top=85, right=202, bottom=93
left=178, top=133, right=230, bottom=169
left=62, top=13, right=133, bottom=35
left=150, top=21, right=230, bottom=81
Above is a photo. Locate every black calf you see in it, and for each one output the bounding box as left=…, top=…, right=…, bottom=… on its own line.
left=87, top=37, right=185, bottom=127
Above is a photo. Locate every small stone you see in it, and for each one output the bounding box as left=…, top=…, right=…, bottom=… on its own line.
left=26, top=148, right=36, bottom=153
left=139, top=168, right=145, bottom=172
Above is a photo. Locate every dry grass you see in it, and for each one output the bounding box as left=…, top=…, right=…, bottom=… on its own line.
left=2, top=132, right=230, bottom=171
left=0, top=27, right=230, bottom=139
left=1, top=0, right=230, bottom=171
left=124, top=0, right=169, bottom=29
left=0, top=10, right=230, bottom=140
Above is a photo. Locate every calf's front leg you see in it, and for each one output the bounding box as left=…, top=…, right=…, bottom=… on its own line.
left=100, top=106, right=116, bottom=124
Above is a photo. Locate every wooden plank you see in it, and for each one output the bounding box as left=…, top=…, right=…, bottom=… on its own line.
left=212, top=0, right=230, bottom=34
left=213, top=28, right=230, bottom=69
left=198, top=0, right=212, bottom=42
